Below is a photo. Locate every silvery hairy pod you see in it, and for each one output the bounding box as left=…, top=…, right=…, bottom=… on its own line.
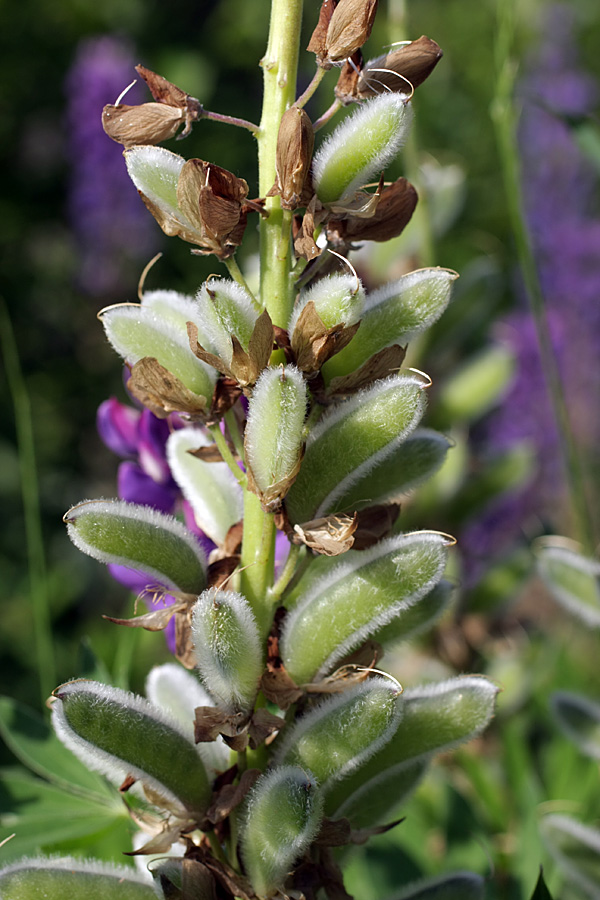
left=99, top=297, right=216, bottom=419
left=280, top=531, right=449, bottom=684
left=285, top=372, right=427, bottom=525
left=325, top=676, right=499, bottom=826
left=51, top=680, right=212, bottom=817
left=0, top=858, right=157, bottom=900
left=308, top=0, right=379, bottom=69
left=312, top=93, right=412, bottom=214
left=64, top=498, right=207, bottom=595
left=288, top=272, right=366, bottom=374
left=322, top=268, right=458, bottom=384
left=191, top=588, right=263, bottom=713
left=166, top=427, right=243, bottom=545
left=269, top=106, right=314, bottom=210
left=244, top=365, right=308, bottom=509
left=326, top=177, right=418, bottom=246
left=125, top=146, right=249, bottom=258
left=188, top=278, right=274, bottom=387
left=273, top=676, right=402, bottom=792
left=335, top=35, right=443, bottom=104
left=536, top=540, right=600, bottom=628
left=240, top=766, right=323, bottom=897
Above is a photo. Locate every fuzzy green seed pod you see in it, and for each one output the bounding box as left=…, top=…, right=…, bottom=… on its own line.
left=274, top=677, right=402, bottom=791
left=244, top=365, right=308, bottom=508
left=64, top=498, right=207, bottom=595
left=191, top=588, right=263, bottom=712
left=312, top=93, right=411, bottom=206
left=241, top=766, right=324, bottom=896
left=280, top=531, right=448, bottom=683
left=285, top=373, right=427, bottom=525
left=195, top=278, right=259, bottom=364
left=99, top=302, right=216, bottom=400
left=289, top=273, right=366, bottom=337
left=52, top=680, right=212, bottom=816
left=322, top=268, right=457, bottom=383
left=0, top=858, right=157, bottom=900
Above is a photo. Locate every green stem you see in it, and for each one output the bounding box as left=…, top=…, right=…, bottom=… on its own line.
left=269, top=542, right=302, bottom=602
left=208, top=423, right=246, bottom=488
left=224, top=256, right=260, bottom=309
left=224, top=409, right=245, bottom=463
left=492, top=0, right=595, bottom=552
left=0, top=300, right=55, bottom=703
left=257, top=0, right=304, bottom=327
left=240, top=491, right=276, bottom=634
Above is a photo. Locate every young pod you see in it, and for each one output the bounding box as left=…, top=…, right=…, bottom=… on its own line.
left=64, top=498, right=207, bottom=595
left=325, top=676, right=498, bottom=825
left=280, top=531, right=449, bottom=684
left=274, top=677, right=402, bottom=792
left=322, top=268, right=457, bottom=382
left=0, top=858, right=157, bottom=900
left=52, top=680, right=212, bottom=816
left=191, top=588, right=263, bottom=713
left=99, top=302, right=216, bottom=402
left=285, top=373, right=427, bottom=525
left=166, top=427, right=243, bottom=545
left=312, top=93, right=411, bottom=207
left=244, top=365, right=308, bottom=508
left=241, top=766, right=324, bottom=896
left=289, top=273, right=365, bottom=338
left=195, top=278, right=259, bottom=365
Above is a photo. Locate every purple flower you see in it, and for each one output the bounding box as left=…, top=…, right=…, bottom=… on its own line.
left=65, top=36, right=160, bottom=297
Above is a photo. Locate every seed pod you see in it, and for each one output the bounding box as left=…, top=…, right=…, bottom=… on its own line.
left=195, top=278, right=259, bottom=364
left=99, top=302, right=216, bottom=401
left=241, top=766, right=324, bottom=896
left=64, top=498, right=207, bottom=595
left=289, top=273, right=365, bottom=337
left=52, top=680, right=212, bottom=816
left=166, top=427, right=243, bottom=545
left=274, top=677, right=402, bottom=791
left=0, top=858, right=157, bottom=900
left=322, top=268, right=457, bottom=383
left=272, top=106, right=314, bottom=210
left=325, top=676, right=498, bottom=825
left=280, top=531, right=449, bottom=683
left=244, top=365, right=308, bottom=508
left=536, top=542, right=600, bottom=628
left=191, top=588, right=263, bottom=713
left=285, top=373, right=427, bottom=525
left=312, top=93, right=411, bottom=207
left=102, top=102, right=185, bottom=147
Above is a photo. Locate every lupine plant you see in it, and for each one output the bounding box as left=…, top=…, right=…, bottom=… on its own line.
left=0, top=2, right=499, bottom=898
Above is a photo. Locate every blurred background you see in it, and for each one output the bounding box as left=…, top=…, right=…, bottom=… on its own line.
left=1, top=0, right=600, bottom=896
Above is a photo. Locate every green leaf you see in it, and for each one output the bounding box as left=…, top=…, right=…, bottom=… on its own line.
left=326, top=676, right=498, bottom=825
left=536, top=541, right=600, bottom=627
left=64, top=499, right=207, bottom=595
left=389, top=872, right=485, bottom=899
left=286, top=374, right=427, bottom=525
left=0, top=857, right=157, bottom=900
left=52, top=680, right=211, bottom=816
left=274, top=677, right=402, bottom=792
left=528, top=869, right=555, bottom=900
left=281, top=532, right=449, bottom=684
left=241, top=766, right=323, bottom=896
left=541, top=814, right=600, bottom=899
left=0, top=697, right=111, bottom=802
left=0, top=768, right=127, bottom=862
left=322, top=269, right=457, bottom=381
left=551, top=691, right=600, bottom=760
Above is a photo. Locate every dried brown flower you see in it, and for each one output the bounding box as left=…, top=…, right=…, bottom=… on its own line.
left=326, top=177, right=418, bottom=245
left=336, top=35, right=443, bottom=104
left=176, top=159, right=249, bottom=258
left=269, top=106, right=315, bottom=210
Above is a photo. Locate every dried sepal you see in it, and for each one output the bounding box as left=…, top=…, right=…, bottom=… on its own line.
left=188, top=305, right=274, bottom=388
left=102, top=102, right=186, bottom=147
left=310, top=0, right=379, bottom=69
left=351, top=503, right=400, bottom=550
left=325, top=344, right=406, bottom=397
left=326, top=177, right=418, bottom=246
left=103, top=599, right=188, bottom=632
left=270, top=106, right=315, bottom=210
left=127, top=357, right=208, bottom=419
left=357, top=36, right=443, bottom=98
left=136, top=64, right=203, bottom=138
left=293, top=512, right=358, bottom=556
left=177, top=158, right=249, bottom=258
left=290, top=301, right=361, bottom=375
left=260, top=666, right=304, bottom=710
left=307, top=0, right=340, bottom=61
left=294, top=194, right=327, bottom=260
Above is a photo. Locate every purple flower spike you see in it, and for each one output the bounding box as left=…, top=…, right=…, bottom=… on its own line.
left=97, top=397, right=141, bottom=458
left=138, top=410, right=175, bottom=485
